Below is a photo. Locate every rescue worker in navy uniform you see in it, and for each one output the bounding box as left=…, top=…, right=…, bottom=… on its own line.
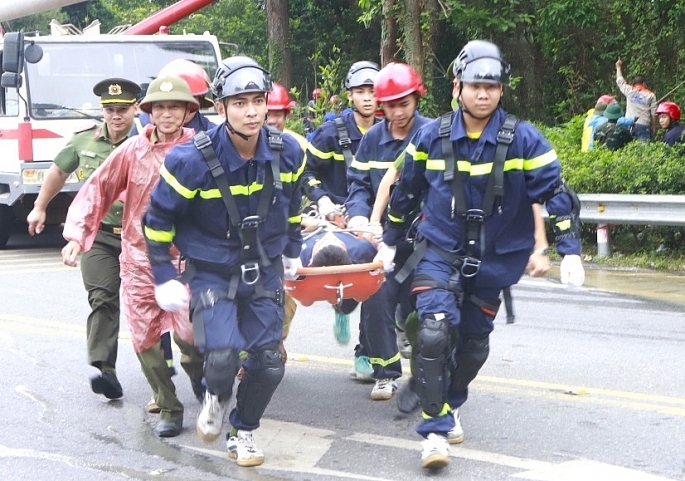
left=376, top=40, right=585, bottom=469
left=302, top=61, right=380, bottom=212
left=27, top=78, right=140, bottom=400
left=143, top=56, right=304, bottom=468
left=301, top=61, right=381, bottom=374
left=345, top=62, right=432, bottom=399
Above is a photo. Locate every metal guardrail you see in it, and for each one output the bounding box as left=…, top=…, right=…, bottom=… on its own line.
left=541, top=194, right=685, bottom=226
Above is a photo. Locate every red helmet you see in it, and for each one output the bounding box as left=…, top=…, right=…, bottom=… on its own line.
left=656, top=101, right=681, bottom=121
left=158, top=59, right=211, bottom=97
left=267, top=82, right=291, bottom=112
left=374, top=62, right=426, bottom=102
left=312, top=88, right=322, bottom=99
left=597, top=94, right=616, bottom=104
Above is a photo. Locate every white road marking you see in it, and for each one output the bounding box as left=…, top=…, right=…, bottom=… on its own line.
left=512, top=458, right=676, bottom=481
left=182, top=419, right=394, bottom=481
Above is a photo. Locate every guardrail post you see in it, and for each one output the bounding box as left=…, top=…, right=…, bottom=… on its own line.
left=596, top=223, right=612, bottom=257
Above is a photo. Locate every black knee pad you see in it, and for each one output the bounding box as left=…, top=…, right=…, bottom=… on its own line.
left=235, top=344, right=285, bottom=427
left=415, top=314, right=450, bottom=416
left=417, top=314, right=450, bottom=357
left=204, top=347, right=240, bottom=398
left=450, top=335, right=489, bottom=392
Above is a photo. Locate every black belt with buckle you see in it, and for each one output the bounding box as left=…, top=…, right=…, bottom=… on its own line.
left=100, top=223, right=122, bottom=236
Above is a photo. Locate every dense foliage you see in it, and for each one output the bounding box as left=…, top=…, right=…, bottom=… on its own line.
left=6, top=0, right=685, bottom=262
left=8, top=0, right=685, bottom=121
left=538, top=118, right=685, bottom=260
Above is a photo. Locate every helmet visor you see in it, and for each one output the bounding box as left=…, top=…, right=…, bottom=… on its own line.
left=346, top=67, right=378, bottom=89
left=215, top=66, right=272, bottom=99
left=457, top=57, right=509, bottom=85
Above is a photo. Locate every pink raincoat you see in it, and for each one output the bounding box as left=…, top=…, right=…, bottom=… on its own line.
left=63, top=124, right=195, bottom=353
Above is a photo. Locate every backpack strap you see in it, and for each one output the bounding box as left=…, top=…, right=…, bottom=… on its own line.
left=334, top=116, right=354, bottom=168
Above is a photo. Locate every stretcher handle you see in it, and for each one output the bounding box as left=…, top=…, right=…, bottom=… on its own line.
left=294, top=261, right=383, bottom=276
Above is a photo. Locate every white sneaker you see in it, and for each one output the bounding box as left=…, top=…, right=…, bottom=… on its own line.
left=396, top=329, right=412, bottom=359
left=227, top=429, right=264, bottom=467
left=446, top=408, right=464, bottom=444
left=370, top=378, right=398, bottom=400
left=349, top=355, right=374, bottom=383
left=421, top=433, right=450, bottom=469
left=196, top=391, right=226, bottom=443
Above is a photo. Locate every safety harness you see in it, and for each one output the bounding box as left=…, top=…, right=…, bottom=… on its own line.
left=334, top=117, right=354, bottom=168
left=185, top=127, right=286, bottom=347
left=396, top=111, right=518, bottom=313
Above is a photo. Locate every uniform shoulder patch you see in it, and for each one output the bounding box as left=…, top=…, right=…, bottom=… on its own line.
left=73, top=121, right=98, bottom=134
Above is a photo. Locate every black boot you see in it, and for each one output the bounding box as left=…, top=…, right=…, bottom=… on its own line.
left=91, top=370, right=123, bottom=400
left=154, top=418, right=183, bottom=438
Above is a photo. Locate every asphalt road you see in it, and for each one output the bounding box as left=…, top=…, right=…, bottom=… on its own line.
left=1, top=229, right=684, bottom=480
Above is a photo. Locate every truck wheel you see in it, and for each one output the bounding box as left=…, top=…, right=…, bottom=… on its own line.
left=0, top=205, right=12, bottom=248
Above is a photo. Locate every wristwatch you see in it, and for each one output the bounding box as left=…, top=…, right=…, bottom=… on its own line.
left=533, top=247, right=549, bottom=256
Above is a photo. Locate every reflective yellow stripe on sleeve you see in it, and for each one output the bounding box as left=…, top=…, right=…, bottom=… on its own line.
left=523, top=149, right=557, bottom=171
left=288, top=214, right=302, bottom=224
left=307, top=144, right=344, bottom=161
left=144, top=225, right=175, bottom=243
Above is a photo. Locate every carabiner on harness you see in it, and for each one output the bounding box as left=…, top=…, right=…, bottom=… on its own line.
left=241, top=262, right=260, bottom=285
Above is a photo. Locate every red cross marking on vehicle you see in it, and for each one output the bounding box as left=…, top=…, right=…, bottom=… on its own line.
left=0, top=122, right=63, bottom=161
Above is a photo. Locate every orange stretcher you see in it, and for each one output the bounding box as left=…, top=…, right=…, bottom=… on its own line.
left=284, top=261, right=386, bottom=306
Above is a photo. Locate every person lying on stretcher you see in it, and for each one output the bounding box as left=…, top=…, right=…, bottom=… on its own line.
left=293, top=215, right=380, bottom=344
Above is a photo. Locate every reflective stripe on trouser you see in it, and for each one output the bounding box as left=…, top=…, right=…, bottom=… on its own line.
left=359, top=241, right=413, bottom=380
left=413, top=246, right=498, bottom=438
left=137, top=341, right=183, bottom=421
left=81, top=230, right=121, bottom=368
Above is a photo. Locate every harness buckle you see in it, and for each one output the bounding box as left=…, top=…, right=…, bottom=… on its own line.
left=464, top=208, right=485, bottom=224
left=339, top=136, right=352, bottom=149
left=460, top=256, right=481, bottom=278
left=496, top=129, right=514, bottom=145
left=240, top=215, right=261, bottom=231
left=239, top=215, right=261, bottom=253
left=240, top=262, right=260, bottom=285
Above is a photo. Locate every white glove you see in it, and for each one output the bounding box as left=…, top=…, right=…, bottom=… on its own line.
left=154, top=280, right=189, bottom=312
left=374, top=242, right=397, bottom=272
left=317, top=196, right=337, bottom=218
left=347, top=216, right=369, bottom=231
left=560, top=255, right=585, bottom=287
left=282, top=256, right=303, bottom=280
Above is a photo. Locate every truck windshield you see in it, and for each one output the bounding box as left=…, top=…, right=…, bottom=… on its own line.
left=25, top=40, right=218, bottom=119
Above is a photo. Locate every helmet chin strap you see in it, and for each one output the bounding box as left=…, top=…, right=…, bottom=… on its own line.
left=222, top=100, right=251, bottom=142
